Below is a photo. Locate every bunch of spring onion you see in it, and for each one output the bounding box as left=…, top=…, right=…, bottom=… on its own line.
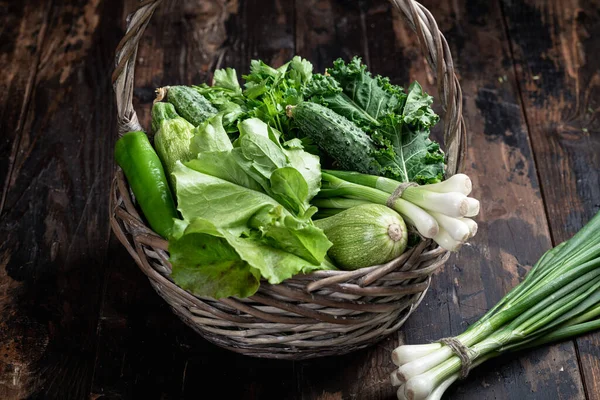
left=390, top=210, right=600, bottom=400
left=312, top=171, right=480, bottom=251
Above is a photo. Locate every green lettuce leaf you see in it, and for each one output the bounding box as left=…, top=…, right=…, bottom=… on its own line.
left=282, top=140, right=321, bottom=203
left=190, top=114, right=233, bottom=154
left=169, top=219, right=260, bottom=299
left=174, top=161, right=280, bottom=235
left=234, top=118, right=321, bottom=215
left=269, top=167, right=309, bottom=216
left=169, top=217, right=333, bottom=299
left=173, top=162, right=330, bottom=263
left=185, top=152, right=262, bottom=192
left=235, top=120, right=288, bottom=181
left=248, top=204, right=327, bottom=264
left=170, top=158, right=333, bottom=298
left=224, top=229, right=333, bottom=284
left=186, top=115, right=264, bottom=191
left=186, top=117, right=321, bottom=217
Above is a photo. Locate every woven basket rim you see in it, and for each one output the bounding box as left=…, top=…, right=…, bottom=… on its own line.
left=108, top=0, right=466, bottom=358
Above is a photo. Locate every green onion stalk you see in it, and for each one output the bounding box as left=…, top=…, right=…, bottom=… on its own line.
left=390, top=210, right=600, bottom=400
left=313, top=170, right=480, bottom=251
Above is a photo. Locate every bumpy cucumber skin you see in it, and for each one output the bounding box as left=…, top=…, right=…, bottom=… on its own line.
left=290, top=102, right=380, bottom=175
left=167, top=86, right=217, bottom=127
left=314, top=204, right=407, bottom=270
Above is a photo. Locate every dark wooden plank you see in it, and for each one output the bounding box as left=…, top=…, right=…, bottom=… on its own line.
left=0, top=0, right=51, bottom=213
left=0, top=0, right=123, bottom=398
left=221, top=0, right=295, bottom=76
left=366, top=1, right=586, bottom=399
left=295, top=0, right=369, bottom=73
left=91, top=1, right=301, bottom=399
left=0, top=2, right=52, bottom=396
left=500, top=0, right=600, bottom=398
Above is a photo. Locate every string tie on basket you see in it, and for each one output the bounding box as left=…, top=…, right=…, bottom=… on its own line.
left=439, top=337, right=475, bottom=379
left=386, top=182, right=419, bottom=208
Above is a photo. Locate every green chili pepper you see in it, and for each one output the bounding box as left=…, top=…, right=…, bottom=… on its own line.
left=115, top=131, right=178, bottom=238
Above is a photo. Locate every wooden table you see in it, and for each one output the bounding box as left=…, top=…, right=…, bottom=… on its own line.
left=1, top=0, right=599, bottom=398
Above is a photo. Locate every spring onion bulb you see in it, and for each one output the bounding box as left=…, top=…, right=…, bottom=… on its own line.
left=390, top=370, right=404, bottom=387
left=390, top=210, right=600, bottom=399
left=460, top=218, right=478, bottom=238
left=465, top=197, right=480, bottom=217
left=405, top=373, right=437, bottom=400
left=396, top=385, right=409, bottom=400
left=429, top=211, right=471, bottom=242
left=396, top=346, right=454, bottom=383
left=401, top=187, right=469, bottom=218
left=392, top=343, right=442, bottom=366
left=426, top=374, right=458, bottom=400
left=432, top=227, right=464, bottom=252
left=420, top=173, right=472, bottom=195
left=392, top=198, right=439, bottom=238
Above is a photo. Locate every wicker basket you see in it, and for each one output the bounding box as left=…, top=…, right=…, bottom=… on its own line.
left=110, top=0, right=466, bottom=360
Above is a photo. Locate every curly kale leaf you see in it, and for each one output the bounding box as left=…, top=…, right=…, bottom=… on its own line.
left=306, top=57, right=444, bottom=184
left=327, top=57, right=406, bottom=119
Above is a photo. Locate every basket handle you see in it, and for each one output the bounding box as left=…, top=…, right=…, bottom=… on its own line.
left=112, top=0, right=465, bottom=175
left=389, top=0, right=465, bottom=175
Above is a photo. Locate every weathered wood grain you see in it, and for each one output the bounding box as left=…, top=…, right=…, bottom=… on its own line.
left=0, top=0, right=52, bottom=213
left=0, top=0, right=122, bottom=398
left=295, top=0, right=369, bottom=73
left=222, top=0, right=295, bottom=81
left=0, top=2, right=52, bottom=398
left=369, top=1, right=586, bottom=399
left=501, top=0, right=600, bottom=398
left=91, top=1, right=302, bottom=399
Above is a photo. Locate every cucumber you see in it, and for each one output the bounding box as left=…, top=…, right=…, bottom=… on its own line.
left=166, top=86, right=217, bottom=126
left=287, top=102, right=380, bottom=175
left=314, top=204, right=407, bottom=270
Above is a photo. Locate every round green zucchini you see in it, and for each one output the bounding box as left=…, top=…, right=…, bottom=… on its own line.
left=314, top=204, right=408, bottom=270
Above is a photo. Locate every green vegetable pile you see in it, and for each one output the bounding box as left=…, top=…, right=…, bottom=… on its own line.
left=115, top=56, right=480, bottom=299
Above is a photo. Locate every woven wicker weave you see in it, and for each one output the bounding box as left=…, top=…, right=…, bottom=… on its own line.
left=110, top=0, right=465, bottom=359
